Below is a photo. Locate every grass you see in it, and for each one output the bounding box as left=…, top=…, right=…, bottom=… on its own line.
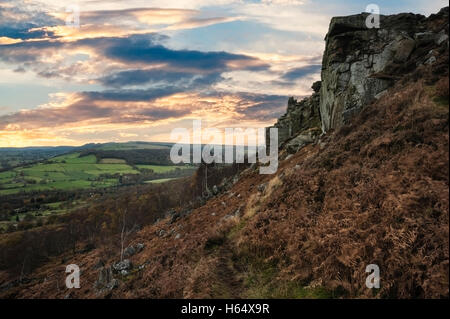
left=144, top=178, right=177, bottom=184
left=0, top=153, right=139, bottom=195
left=99, top=158, right=127, bottom=164
left=136, top=165, right=190, bottom=173
left=237, top=253, right=332, bottom=299
left=0, top=152, right=195, bottom=194
left=98, top=142, right=171, bottom=150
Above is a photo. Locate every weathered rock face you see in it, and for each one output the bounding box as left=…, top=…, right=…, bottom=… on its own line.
left=320, top=7, right=449, bottom=131
left=267, top=7, right=448, bottom=149
left=267, top=81, right=322, bottom=146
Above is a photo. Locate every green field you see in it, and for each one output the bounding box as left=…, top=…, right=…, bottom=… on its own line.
left=135, top=165, right=191, bottom=173
left=145, top=178, right=177, bottom=184
left=0, top=152, right=193, bottom=195
left=97, top=142, right=172, bottom=151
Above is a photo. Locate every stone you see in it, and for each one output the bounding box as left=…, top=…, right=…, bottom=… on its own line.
left=286, top=134, right=314, bottom=154
left=158, top=229, right=166, bottom=237
left=135, top=243, right=145, bottom=252
left=170, top=212, right=181, bottom=224
left=123, top=246, right=136, bottom=258
left=436, top=32, right=448, bottom=45
left=311, top=81, right=321, bottom=93
left=94, top=266, right=118, bottom=293
left=258, top=183, right=267, bottom=193
left=425, top=56, right=437, bottom=65
left=392, top=37, right=416, bottom=63
left=112, top=259, right=132, bottom=272
left=319, top=11, right=438, bottom=132
left=414, top=32, right=437, bottom=45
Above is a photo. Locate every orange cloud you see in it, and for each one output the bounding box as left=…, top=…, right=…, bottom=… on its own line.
left=0, top=91, right=285, bottom=147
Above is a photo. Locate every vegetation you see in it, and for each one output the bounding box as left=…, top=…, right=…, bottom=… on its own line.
left=0, top=152, right=195, bottom=195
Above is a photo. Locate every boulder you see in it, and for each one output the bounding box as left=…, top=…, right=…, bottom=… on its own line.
left=318, top=11, right=448, bottom=131
left=113, top=259, right=132, bottom=272
left=94, top=266, right=119, bottom=292
left=123, top=243, right=145, bottom=258
left=135, top=243, right=145, bottom=252
left=267, top=90, right=321, bottom=147
left=312, top=81, right=322, bottom=93
left=258, top=183, right=267, bottom=193
left=169, top=212, right=181, bottom=224
left=286, top=134, right=314, bottom=154
left=123, top=246, right=136, bottom=258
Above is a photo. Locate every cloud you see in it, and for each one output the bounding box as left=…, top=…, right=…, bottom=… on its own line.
left=81, top=87, right=185, bottom=101
left=101, top=34, right=268, bottom=72
left=0, top=95, right=192, bottom=130
left=98, top=68, right=224, bottom=90
left=0, top=32, right=268, bottom=83
left=0, top=89, right=287, bottom=132
left=0, top=0, right=61, bottom=40
left=231, top=92, right=287, bottom=120
left=281, top=64, right=321, bottom=81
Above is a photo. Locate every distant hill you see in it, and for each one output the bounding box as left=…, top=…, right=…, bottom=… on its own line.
left=0, top=142, right=175, bottom=169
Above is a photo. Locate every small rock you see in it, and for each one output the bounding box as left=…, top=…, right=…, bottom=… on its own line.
left=158, top=229, right=166, bottom=237
left=414, top=31, right=436, bottom=45
left=113, top=259, right=132, bottom=272
left=258, top=183, right=267, bottom=193
left=436, top=33, right=448, bottom=46
left=425, top=56, right=437, bottom=65
left=170, top=212, right=181, bottom=224
left=175, top=233, right=181, bottom=240
left=123, top=246, right=136, bottom=258
left=311, top=81, right=321, bottom=93
left=222, top=214, right=234, bottom=221
left=135, top=243, right=145, bottom=252
left=94, top=266, right=118, bottom=292
left=286, top=134, right=314, bottom=154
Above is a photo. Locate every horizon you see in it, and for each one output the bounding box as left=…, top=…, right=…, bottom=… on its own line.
left=0, top=0, right=445, bottom=147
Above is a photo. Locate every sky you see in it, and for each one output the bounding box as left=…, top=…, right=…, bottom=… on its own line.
left=0, top=0, right=446, bottom=147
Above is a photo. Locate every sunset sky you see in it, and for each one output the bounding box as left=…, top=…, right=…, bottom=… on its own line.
left=0, top=0, right=445, bottom=147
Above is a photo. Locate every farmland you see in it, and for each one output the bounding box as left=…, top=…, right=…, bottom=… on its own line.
left=0, top=152, right=195, bottom=195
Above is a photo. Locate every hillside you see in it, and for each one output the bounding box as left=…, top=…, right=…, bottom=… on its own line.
left=0, top=142, right=194, bottom=195
left=0, top=7, right=448, bottom=299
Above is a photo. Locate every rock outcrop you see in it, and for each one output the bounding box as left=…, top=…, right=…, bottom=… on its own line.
left=269, top=7, right=449, bottom=147
left=320, top=7, right=449, bottom=131
left=267, top=81, right=322, bottom=147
